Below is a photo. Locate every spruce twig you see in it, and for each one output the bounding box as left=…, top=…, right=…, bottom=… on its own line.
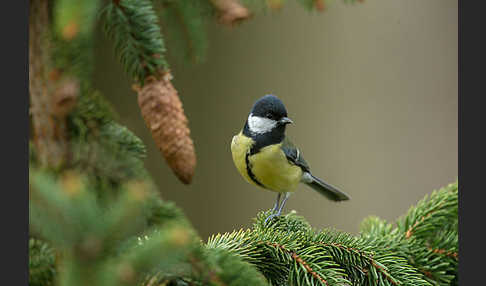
left=360, top=182, right=458, bottom=286
left=29, top=238, right=56, bottom=286
left=102, top=0, right=168, bottom=84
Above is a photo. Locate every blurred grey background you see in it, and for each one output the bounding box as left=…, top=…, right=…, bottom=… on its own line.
left=94, top=0, right=457, bottom=239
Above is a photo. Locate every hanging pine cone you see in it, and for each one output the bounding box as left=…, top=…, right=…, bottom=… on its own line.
left=135, top=72, right=196, bottom=184
left=210, top=0, right=251, bottom=26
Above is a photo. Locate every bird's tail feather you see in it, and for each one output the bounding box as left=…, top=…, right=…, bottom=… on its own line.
left=303, top=172, right=350, bottom=202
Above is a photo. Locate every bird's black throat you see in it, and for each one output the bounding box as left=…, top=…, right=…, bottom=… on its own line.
left=243, top=121, right=286, bottom=155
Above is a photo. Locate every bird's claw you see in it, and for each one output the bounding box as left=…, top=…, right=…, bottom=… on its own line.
left=264, top=212, right=279, bottom=224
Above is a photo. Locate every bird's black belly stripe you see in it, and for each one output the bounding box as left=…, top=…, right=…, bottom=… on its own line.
left=245, top=153, right=265, bottom=188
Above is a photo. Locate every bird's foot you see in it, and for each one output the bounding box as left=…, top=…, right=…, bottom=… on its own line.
left=265, top=193, right=288, bottom=225
left=264, top=212, right=280, bottom=224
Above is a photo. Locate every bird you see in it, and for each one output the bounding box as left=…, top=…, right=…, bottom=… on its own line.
left=230, top=94, right=350, bottom=223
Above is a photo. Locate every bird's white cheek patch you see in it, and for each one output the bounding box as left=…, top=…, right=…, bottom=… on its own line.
left=248, top=114, right=277, bottom=134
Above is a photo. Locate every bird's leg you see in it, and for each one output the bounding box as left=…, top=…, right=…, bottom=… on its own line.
left=271, top=193, right=282, bottom=213
left=265, top=192, right=290, bottom=224
left=275, top=192, right=291, bottom=216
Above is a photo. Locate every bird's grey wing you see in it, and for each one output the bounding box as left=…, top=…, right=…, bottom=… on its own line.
left=281, top=137, right=310, bottom=172
left=283, top=138, right=350, bottom=201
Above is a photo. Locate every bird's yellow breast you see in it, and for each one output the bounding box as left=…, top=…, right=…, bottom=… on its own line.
left=231, top=132, right=302, bottom=193
left=231, top=133, right=255, bottom=186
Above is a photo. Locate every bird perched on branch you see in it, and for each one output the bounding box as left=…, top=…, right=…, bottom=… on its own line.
left=230, top=94, right=350, bottom=223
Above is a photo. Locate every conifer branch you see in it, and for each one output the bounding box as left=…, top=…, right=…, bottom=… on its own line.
left=67, top=92, right=149, bottom=191
left=360, top=182, right=458, bottom=286
left=197, top=247, right=269, bottom=286
left=207, top=188, right=458, bottom=286
left=29, top=238, right=56, bottom=286
left=399, top=182, right=458, bottom=240
left=311, top=241, right=397, bottom=285
left=29, top=168, right=200, bottom=286
left=102, top=0, right=168, bottom=84
left=429, top=248, right=458, bottom=260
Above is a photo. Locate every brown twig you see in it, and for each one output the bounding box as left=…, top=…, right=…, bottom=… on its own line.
left=292, top=252, right=329, bottom=285
left=405, top=203, right=443, bottom=239
left=315, top=241, right=398, bottom=285
left=268, top=242, right=328, bottom=286
left=429, top=247, right=458, bottom=260
left=419, top=269, right=433, bottom=279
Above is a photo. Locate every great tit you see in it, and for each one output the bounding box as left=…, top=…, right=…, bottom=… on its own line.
left=230, top=94, right=350, bottom=222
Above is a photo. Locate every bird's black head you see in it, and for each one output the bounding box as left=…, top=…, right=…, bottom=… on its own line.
left=243, top=94, right=293, bottom=152
left=250, top=94, right=289, bottom=121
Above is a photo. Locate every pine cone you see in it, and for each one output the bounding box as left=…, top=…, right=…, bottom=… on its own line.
left=135, top=72, right=196, bottom=184
left=210, top=0, right=251, bottom=26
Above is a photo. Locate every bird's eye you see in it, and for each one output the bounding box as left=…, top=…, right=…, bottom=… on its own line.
left=266, top=113, right=274, bottom=119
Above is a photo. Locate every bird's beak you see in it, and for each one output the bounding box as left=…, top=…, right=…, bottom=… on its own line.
left=279, top=117, right=293, bottom=125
